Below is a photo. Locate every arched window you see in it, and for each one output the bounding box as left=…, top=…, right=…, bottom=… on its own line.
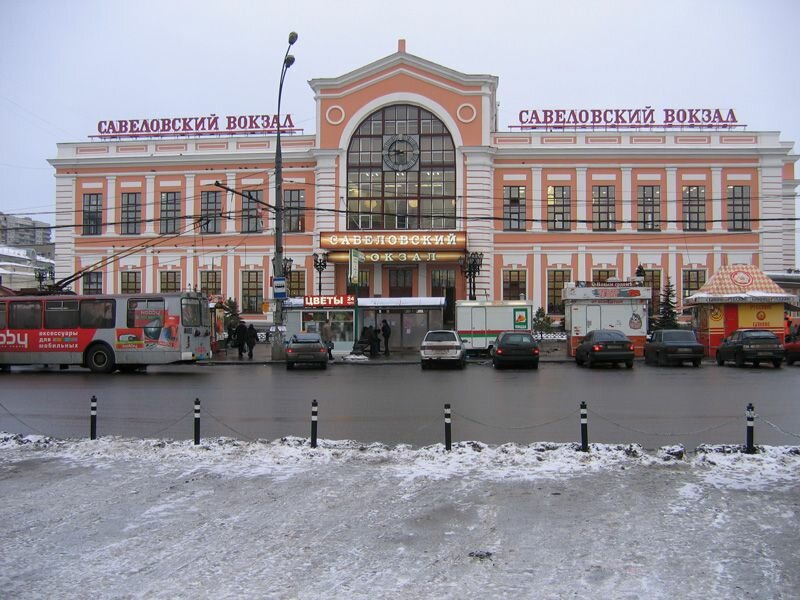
left=346, top=104, right=456, bottom=230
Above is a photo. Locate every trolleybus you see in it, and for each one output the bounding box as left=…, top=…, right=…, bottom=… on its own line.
left=0, top=291, right=212, bottom=373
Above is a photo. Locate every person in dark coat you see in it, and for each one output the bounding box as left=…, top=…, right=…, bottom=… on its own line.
left=246, top=324, right=258, bottom=359
left=368, top=326, right=380, bottom=357
left=235, top=321, right=248, bottom=358
left=381, top=319, right=391, bottom=356
left=227, top=323, right=237, bottom=350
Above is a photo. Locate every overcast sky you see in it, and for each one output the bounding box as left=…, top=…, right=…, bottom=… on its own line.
left=1, top=0, right=798, bottom=260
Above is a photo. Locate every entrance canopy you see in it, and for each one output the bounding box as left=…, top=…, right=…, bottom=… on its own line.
left=684, top=264, right=799, bottom=308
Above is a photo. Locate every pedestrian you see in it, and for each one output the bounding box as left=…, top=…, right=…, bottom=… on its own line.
left=246, top=323, right=257, bottom=359
left=321, top=319, right=334, bottom=360
left=381, top=319, right=391, bottom=355
left=368, top=325, right=380, bottom=358
left=235, top=320, right=247, bottom=358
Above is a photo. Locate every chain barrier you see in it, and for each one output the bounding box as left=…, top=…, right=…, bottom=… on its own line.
left=761, top=418, right=800, bottom=440
left=145, top=408, right=195, bottom=438
left=0, top=400, right=50, bottom=437
left=451, top=408, right=576, bottom=431
left=587, top=408, right=738, bottom=437
left=202, top=408, right=257, bottom=442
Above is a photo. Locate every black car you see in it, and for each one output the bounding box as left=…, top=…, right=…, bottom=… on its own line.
left=490, top=331, right=540, bottom=369
left=575, top=329, right=635, bottom=369
left=286, top=333, right=329, bottom=370
left=644, top=329, right=704, bottom=367
left=715, top=329, right=783, bottom=368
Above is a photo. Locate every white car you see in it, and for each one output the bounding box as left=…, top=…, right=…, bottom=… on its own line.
left=420, top=330, right=466, bottom=370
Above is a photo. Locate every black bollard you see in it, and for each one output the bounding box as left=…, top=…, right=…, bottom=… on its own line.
left=194, top=398, right=200, bottom=445
left=444, top=403, right=452, bottom=451
left=745, top=402, right=755, bottom=454
left=580, top=401, right=589, bottom=452
left=90, top=395, right=97, bottom=440
left=311, top=399, right=318, bottom=449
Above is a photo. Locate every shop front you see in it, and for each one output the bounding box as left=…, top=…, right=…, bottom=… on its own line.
left=283, top=295, right=444, bottom=354
left=685, top=265, right=800, bottom=355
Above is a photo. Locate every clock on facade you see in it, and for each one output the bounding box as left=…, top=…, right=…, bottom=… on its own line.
left=382, top=134, right=420, bottom=171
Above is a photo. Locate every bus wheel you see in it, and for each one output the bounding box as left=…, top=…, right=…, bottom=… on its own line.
left=87, top=345, right=115, bottom=374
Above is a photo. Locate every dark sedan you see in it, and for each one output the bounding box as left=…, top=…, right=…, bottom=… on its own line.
left=490, top=331, right=540, bottom=369
left=786, top=337, right=800, bottom=366
left=644, top=329, right=704, bottom=367
left=286, top=333, right=329, bottom=370
left=715, top=329, right=783, bottom=368
left=575, top=329, right=635, bottom=369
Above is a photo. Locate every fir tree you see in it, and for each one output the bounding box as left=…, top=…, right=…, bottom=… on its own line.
left=532, top=307, right=554, bottom=340
left=655, top=277, right=679, bottom=329
left=222, top=298, right=241, bottom=330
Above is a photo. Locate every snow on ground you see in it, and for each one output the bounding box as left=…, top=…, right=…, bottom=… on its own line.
left=1, top=434, right=798, bottom=599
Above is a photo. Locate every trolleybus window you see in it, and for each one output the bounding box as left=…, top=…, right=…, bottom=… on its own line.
left=0, top=303, right=6, bottom=329
left=10, top=301, right=42, bottom=329
left=45, top=300, right=80, bottom=329
left=80, top=299, right=115, bottom=329
left=127, top=298, right=165, bottom=328
left=180, top=297, right=205, bottom=327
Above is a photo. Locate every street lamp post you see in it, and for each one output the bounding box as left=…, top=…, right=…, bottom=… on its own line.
left=312, top=252, right=328, bottom=296
left=271, top=31, right=298, bottom=360
left=461, top=251, right=484, bottom=301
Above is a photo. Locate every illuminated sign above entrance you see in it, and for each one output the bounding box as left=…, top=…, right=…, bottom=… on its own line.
left=327, top=251, right=465, bottom=263
left=320, top=232, right=466, bottom=250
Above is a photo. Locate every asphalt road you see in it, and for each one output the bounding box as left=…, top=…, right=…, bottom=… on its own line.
left=1, top=361, right=798, bottom=450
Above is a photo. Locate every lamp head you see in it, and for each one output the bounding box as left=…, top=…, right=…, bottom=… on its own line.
left=288, top=31, right=298, bottom=45
left=284, top=55, right=295, bottom=68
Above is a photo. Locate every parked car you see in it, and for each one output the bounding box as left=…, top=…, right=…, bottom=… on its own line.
left=420, top=330, right=466, bottom=369
left=575, top=329, right=635, bottom=369
left=715, top=329, right=783, bottom=368
left=786, top=336, right=800, bottom=366
left=286, top=333, right=329, bottom=370
left=490, top=331, right=540, bottom=369
left=644, top=329, right=704, bottom=367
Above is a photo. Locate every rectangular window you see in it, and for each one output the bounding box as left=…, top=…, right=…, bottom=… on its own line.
left=592, top=269, right=616, bottom=283
left=502, top=269, right=526, bottom=300
left=82, top=193, right=102, bottom=235
left=80, top=299, right=115, bottom=329
left=121, top=192, right=142, bottom=235
left=160, top=191, right=181, bottom=234
left=159, top=271, right=181, bottom=293
left=288, top=270, right=305, bottom=297
left=241, top=271, right=263, bottom=314
left=127, top=298, right=165, bottom=329
left=547, top=186, right=571, bottom=231
left=284, top=189, right=305, bottom=233
left=642, top=269, right=661, bottom=318
left=242, top=190, right=263, bottom=233
left=200, top=191, right=222, bottom=234
left=682, top=269, right=706, bottom=300
left=592, top=185, right=616, bottom=231
left=388, top=269, right=413, bottom=297
left=44, top=300, right=80, bottom=329
left=547, top=269, right=570, bottom=314
left=503, top=186, right=526, bottom=231
left=83, top=272, right=103, bottom=295
left=0, top=303, right=6, bottom=329
left=200, top=271, right=221, bottom=296
left=727, top=185, right=751, bottom=231
left=637, top=186, right=661, bottom=231
left=120, top=271, right=141, bottom=294
left=682, top=185, right=706, bottom=231
left=9, top=301, right=42, bottom=329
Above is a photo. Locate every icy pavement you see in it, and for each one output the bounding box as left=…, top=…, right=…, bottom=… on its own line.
left=1, top=434, right=798, bottom=599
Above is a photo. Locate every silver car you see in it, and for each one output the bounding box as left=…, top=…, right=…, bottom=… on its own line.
left=420, top=330, right=466, bottom=370
left=286, top=333, right=329, bottom=370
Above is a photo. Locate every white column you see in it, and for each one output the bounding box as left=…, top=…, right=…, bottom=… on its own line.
left=417, top=263, right=427, bottom=296
left=532, top=247, right=543, bottom=307
left=668, top=246, right=678, bottom=293
left=623, top=246, right=632, bottom=279
left=666, top=168, right=678, bottom=232
left=225, top=171, right=237, bottom=233
left=621, top=167, right=633, bottom=231
left=226, top=249, right=236, bottom=300
left=373, top=263, right=383, bottom=296
left=711, top=167, right=723, bottom=232
left=531, top=167, right=543, bottom=232
left=144, top=175, right=155, bottom=234
left=576, top=168, right=587, bottom=231
left=185, top=174, right=195, bottom=221
left=577, top=246, right=586, bottom=281
left=105, top=176, right=116, bottom=236
left=186, top=248, right=195, bottom=291
left=54, top=175, right=76, bottom=282
left=105, top=249, right=115, bottom=294
left=145, top=248, right=155, bottom=293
